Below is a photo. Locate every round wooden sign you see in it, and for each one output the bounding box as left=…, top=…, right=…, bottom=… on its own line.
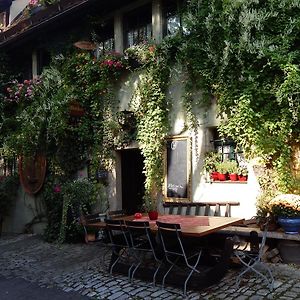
left=19, top=154, right=47, bottom=195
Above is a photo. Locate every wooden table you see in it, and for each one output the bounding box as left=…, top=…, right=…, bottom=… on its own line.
left=87, top=214, right=243, bottom=237
left=87, top=214, right=244, bottom=290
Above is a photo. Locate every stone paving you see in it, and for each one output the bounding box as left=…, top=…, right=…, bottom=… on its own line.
left=1, top=233, right=300, bottom=299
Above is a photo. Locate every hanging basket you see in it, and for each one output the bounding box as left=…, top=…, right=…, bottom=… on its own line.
left=69, top=100, right=84, bottom=117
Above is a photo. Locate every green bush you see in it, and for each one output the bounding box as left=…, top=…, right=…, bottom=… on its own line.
left=43, top=177, right=107, bottom=243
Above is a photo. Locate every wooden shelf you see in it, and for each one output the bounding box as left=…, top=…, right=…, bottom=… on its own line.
left=218, top=226, right=300, bottom=241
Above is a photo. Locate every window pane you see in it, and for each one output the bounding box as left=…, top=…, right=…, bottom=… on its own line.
left=124, top=4, right=152, bottom=48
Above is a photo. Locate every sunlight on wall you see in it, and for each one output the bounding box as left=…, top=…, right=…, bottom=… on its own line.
left=9, top=0, right=28, bottom=25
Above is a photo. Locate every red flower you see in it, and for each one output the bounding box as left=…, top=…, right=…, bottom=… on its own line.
left=53, top=185, right=61, bottom=193
left=148, top=45, right=156, bottom=52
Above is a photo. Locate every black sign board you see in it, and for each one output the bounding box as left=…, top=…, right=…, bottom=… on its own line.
left=165, top=137, right=190, bottom=200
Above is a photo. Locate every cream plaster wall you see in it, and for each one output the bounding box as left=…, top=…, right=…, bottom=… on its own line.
left=113, top=66, right=260, bottom=220
left=2, top=187, right=46, bottom=234
left=9, top=0, right=28, bottom=24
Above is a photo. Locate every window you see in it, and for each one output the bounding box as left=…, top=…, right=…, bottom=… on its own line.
left=163, top=0, right=186, bottom=37
left=163, top=0, right=180, bottom=36
left=37, top=49, right=51, bottom=75
left=124, top=4, right=152, bottom=48
left=210, top=128, right=242, bottom=162
left=93, top=20, right=115, bottom=56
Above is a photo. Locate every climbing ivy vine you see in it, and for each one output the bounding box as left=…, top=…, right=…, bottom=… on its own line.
left=129, top=44, right=171, bottom=205
left=1, top=0, right=300, bottom=239
left=177, top=0, right=300, bottom=193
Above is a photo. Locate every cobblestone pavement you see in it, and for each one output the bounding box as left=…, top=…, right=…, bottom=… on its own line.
left=1, top=234, right=300, bottom=299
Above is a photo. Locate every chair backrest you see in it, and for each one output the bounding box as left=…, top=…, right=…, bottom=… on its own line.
left=125, top=220, right=159, bottom=258
left=105, top=219, right=128, bottom=247
left=80, top=212, right=106, bottom=225
left=106, top=210, right=126, bottom=219
left=156, top=221, right=185, bottom=258
left=163, top=201, right=240, bottom=217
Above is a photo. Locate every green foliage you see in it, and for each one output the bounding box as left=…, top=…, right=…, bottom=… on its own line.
left=203, top=152, right=222, bottom=173
left=237, top=166, right=248, bottom=176
left=2, top=0, right=300, bottom=236
left=43, top=176, right=106, bottom=243
left=130, top=43, right=171, bottom=203
left=179, top=0, right=300, bottom=193
left=215, top=160, right=237, bottom=174
left=43, top=178, right=64, bottom=242
left=58, top=178, right=97, bottom=243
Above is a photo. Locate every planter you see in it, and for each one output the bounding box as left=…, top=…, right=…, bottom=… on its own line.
left=69, top=101, right=84, bottom=117
left=218, top=173, right=227, bottom=181
left=238, top=175, right=248, bottom=182
left=29, top=5, right=45, bottom=16
left=229, top=173, right=238, bottom=181
left=278, top=240, right=300, bottom=265
left=128, top=57, right=142, bottom=69
left=148, top=211, right=158, bottom=220
left=278, top=217, right=300, bottom=234
left=210, top=172, right=219, bottom=181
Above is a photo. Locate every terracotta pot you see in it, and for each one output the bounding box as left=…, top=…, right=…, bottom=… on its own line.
left=238, top=175, right=248, bottom=182
left=218, top=173, right=227, bottom=181
left=210, top=172, right=219, bottom=181
left=69, top=101, right=84, bottom=117
left=229, top=173, right=238, bottom=181
left=148, top=211, right=158, bottom=220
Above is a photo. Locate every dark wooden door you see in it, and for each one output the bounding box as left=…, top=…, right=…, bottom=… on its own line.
left=121, top=149, right=145, bottom=214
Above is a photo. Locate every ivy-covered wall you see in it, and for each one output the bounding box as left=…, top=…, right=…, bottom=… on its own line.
left=1, top=0, right=300, bottom=236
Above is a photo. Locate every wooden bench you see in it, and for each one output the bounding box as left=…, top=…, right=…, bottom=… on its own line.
left=163, top=201, right=240, bottom=217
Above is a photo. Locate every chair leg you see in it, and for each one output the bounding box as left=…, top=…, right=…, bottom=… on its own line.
left=109, top=247, right=127, bottom=275
left=131, top=262, right=141, bottom=281
left=162, top=263, right=176, bottom=290
left=110, top=255, right=120, bottom=275
left=183, top=251, right=202, bottom=296
left=153, top=262, right=162, bottom=286
left=101, top=247, right=111, bottom=269
left=236, top=259, right=274, bottom=291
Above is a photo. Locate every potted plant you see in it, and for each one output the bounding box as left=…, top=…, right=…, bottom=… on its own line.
left=203, top=152, right=221, bottom=181
left=238, top=166, right=248, bottom=181
left=269, top=194, right=300, bottom=234
left=143, top=193, right=158, bottom=220
left=227, top=161, right=239, bottom=181
left=215, top=161, right=230, bottom=181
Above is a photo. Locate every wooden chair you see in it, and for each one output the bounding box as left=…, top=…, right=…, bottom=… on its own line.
left=125, top=220, right=163, bottom=285
left=79, top=212, right=107, bottom=244
left=156, top=221, right=204, bottom=296
left=105, top=219, right=131, bottom=276
left=79, top=212, right=110, bottom=267
left=233, top=224, right=274, bottom=291
left=106, top=210, right=126, bottom=219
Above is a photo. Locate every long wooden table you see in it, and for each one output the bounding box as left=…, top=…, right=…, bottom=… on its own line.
left=87, top=214, right=243, bottom=237
left=87, top=214, right=244, bottom=290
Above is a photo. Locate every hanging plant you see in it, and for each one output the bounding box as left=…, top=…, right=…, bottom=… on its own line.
left=130, top=43, right=171, bottom=203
